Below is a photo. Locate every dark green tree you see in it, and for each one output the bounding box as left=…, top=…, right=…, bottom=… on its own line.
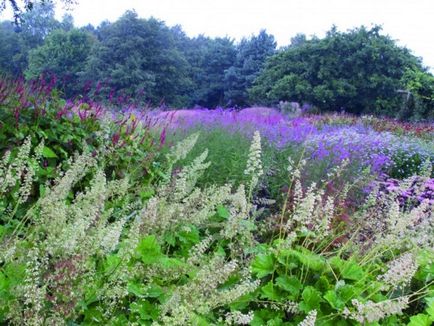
left=82, top=11, right=192, bottom=106
left=185, top=36, right=236, bottom=107
left=60, top=13, right=74, bottom=31
left=249, top=26, right=428, bottom=118
left=224, top=29, right=276, bottom=106
left=25, top=28, right=94, bottom=97
left=11, top=2, right=61, bottom=74
left=0, top=21, right=21, bottom=75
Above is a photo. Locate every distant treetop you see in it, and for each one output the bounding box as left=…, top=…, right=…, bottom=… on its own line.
left=1, top=0, right=76, bottom=23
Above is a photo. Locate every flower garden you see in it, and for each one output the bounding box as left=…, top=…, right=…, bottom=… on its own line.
left=0, top=78, right=433, bottom=325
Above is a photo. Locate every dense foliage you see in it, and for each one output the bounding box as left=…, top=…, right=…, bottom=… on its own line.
left=26, top=28, right=93, bottom=98
left=249, top=26, right=433, bottom=120
left=81, top=11, right=192, bottom=107
left=0, top=8, right=275, bottom=109
left=0, top=0, right=75, bottom=23
left=0, top=7, right=432, bottom=119
left=223, top=30, right=276, bottom=107
left=1, top=79, right=433, bottom=325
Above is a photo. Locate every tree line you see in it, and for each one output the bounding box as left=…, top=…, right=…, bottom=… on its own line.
left=0, top=3, right=433, bottom=120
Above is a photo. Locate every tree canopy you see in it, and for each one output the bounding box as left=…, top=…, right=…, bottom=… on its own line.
left=81, top=11, right=192, bottom=106
left=0, top=0, right=76, bottom=23
left=0, top=8, right=432, bottom=119
left=25, top=28, right=93, bottom=97
left=249, top=26, right=432, bottom=118
left=224, top=29, right=276, bottom=107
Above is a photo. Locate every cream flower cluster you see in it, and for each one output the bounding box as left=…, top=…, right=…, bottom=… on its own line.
left=298, top=310, right=317, bottom=326
left=378, top=252, right=418, bottom=290
left=343, top=297, right=409, bottom=323
left=244, top=130, right=263, bottom=188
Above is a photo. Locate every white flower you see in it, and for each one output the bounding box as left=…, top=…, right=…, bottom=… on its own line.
left=343, top=297, right=409, bottom=323
left=298, top=310, right=317, bottom=326
left=378, top=253, right=418, bottom=290
left=244, top=131, right=263, bottom=188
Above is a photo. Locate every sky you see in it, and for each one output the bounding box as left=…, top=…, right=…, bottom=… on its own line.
left=2, top=0, right=434, bottom=70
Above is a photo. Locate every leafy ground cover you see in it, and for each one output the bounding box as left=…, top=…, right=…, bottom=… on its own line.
left=0, top=78, right=433, bottom=325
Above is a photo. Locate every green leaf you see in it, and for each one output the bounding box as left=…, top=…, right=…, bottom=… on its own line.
left=252, top=309, right=284, bottom=325
left=190, top=314, right=210, bottom=326
left=341, top=261, right=365, bottom=281
left=278, top=247, right=326, bottom=272
left=127, top=282, right=147, bottom=297
left=275, top=275, right=302, bottom=297
left=128, top=282, right=164, bottom=299
left=251, top=315, right=265, bottom=326
left=324, top=290, right=345, bottom=310
left=299, top=286, right=322, bottom=312
left=177, top=226, right=200, bottom=244
left=136, top=235, right=163, bottom=265
left=315, top=275, right=331, bottom=293
left=163, top=232, right=176, bottom=246
left=260, top=281, right=284, bottom=301
left=330, top=256, right=365, bottom=281
left=425, top=297, right=434, bottom=319
left=0, top=225, right=4, bottom=240
left=41, top=146, right=58, bottom=158
left=144, top=284, right=164, bottom=298
left=408, top=314, right=432, bottom=326
left=140, top=189, right=155, bottom=200
left=130, top=300, right=159, bottom=321
left=159, top=257, right=186, bottom=269
left=229, top=291, right=257, bottom=310
left=104, top=254, right=122, bottom=274
left=111, top=314, right=129, bottom=325
left=251, top=254, right=275, bottom=278
left=0, top=271, right=8, bottom=291
left=83, top=307, right=104, bottom=324
left=217, top=205, right=230, bottom=219
left=38, top=184, right=46, bottom=197
left=336, top=284, right=358, bottom=303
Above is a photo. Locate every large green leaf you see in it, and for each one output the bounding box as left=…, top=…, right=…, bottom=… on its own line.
left=251, top=254, right=275, bottom=278
left=260, top=281, right=284, bottom=301
left=407, top=314, right=432, bottom=326
left=275, top=275, right=302, bottom=297
left=324, top=290, right=345, bottom=310
left=127, top=282, right=148, bottom=297
left=278, top=247, right=326, bottom=272
left=329, top=256, right=366, bottom=281
left=426, top=297, right=434, bottom=319
left=299, top=286, right=322, bottom=312
left=136, top=235, right=163, bottom=265
left=130, top=300, right=159, bottom=321
left=41, top=146, right=58, bottom=158
left=217, top=205, right=230, bottom=219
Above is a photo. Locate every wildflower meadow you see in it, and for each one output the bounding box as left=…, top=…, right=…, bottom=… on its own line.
left=0, top=77, right=433, bottom=326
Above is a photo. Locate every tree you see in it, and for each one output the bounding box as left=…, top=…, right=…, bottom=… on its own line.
left=400, top=68, right=434, bottom=121
left=11, top=2, right=61, bottom=74
left=0, top=21, right=21, bottom=75
left=185, top=36, right=236, bottom=107
left=82, top=11, right=192, bottom=107
left=224, top=29, right=276, bottom=106
left=249, top=26, right=429, bottom=118
left=0, top=0, right=76, bottom=23
left=25, top=28, right=94, bottom=97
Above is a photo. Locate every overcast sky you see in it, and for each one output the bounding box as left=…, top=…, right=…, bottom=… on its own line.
left=2, top=0, right=434, bottom=70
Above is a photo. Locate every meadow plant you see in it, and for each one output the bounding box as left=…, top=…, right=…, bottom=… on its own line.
left=247, top=145, right=433, bottom=325
left=0, top=118, right=433, bottom=325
